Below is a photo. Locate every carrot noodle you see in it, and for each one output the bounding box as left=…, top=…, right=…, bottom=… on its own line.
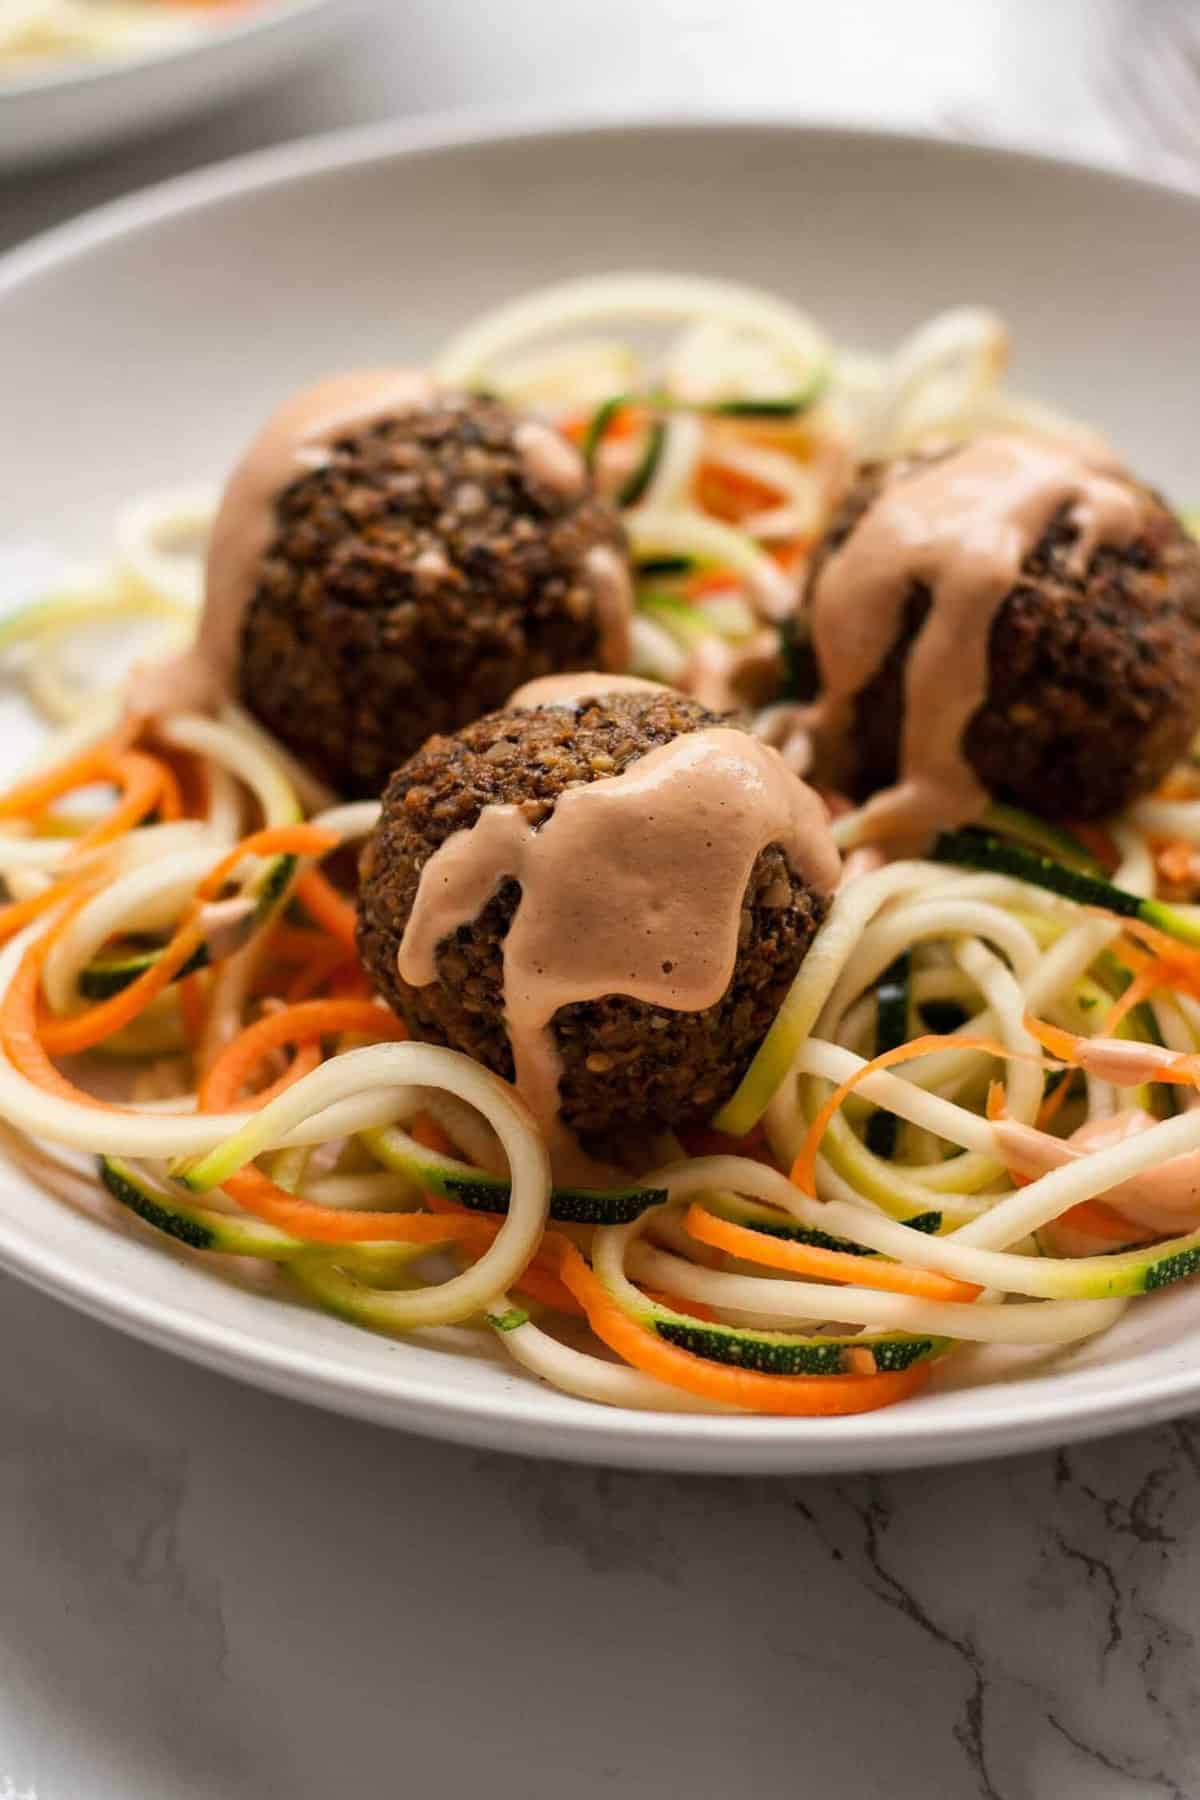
left=223, top=1169, right=491, bottom=1245
left=66, top=750, right=173, bottom=853
left=555, top=1238, right=933, bottom=1416
left=1, top=902, right=125, bottom=1112
left=262, top=925, right=341, bottom=966
left=1036, top=1075, right=1074, bottom=1130
left=683, top=1203, right=981, bottom=1302
left=197, top=825, right=339, bottom=901
left=790, top=1031, right=1015, bottom=1196
left=177, top=972, right=208, bottom=1046
left=38, top=912, right=208, bottom=1056
left=285, top=946, right=361, bottom=1002
left=0, top=731, right=134, bottom=822
left=0, top=865, right=105, bottom=945
left=412, top=1114, right=457, bottom=1157
left=295, top=868, right=358, bottom=951
left=1022, top=1014, right=1085, bottom=1064
left=1023, top=1012, right=1197, bottom=1086
left=1101, top=960, right=1171, bottom=1034
left=199, top=1000, right=406, bottom=1111
left=694, top=461, right=780, bottom=522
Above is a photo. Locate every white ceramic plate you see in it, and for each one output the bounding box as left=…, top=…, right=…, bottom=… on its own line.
left=2, top=115, right=1200, bottom=1472
left=0, top=0, right=346, bottom=169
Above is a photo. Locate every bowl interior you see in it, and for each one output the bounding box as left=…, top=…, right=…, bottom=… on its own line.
left=2, top=120, right=1199, bottom=1471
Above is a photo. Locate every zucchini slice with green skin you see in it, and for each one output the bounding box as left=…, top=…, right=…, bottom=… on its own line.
left=634, top=554, right=693, bottom=579
left=617, top=419, right=666, bottom=507
left=931, top=831, right=1200, bottom=948
left=77, top=853, right=299, bottom=1000
left=649, top=1315, right=942, bottom=1375
left=702, top=1190, right=941, bottom=1253
left=287, top=1246, right=464, bottom=1331
left=636, top=591, right=712, bottom=649
left=80, top=940, right=209, bottom=1001
left=363, top=1126, right=667, bottom=1225
left=980, top=804, right=1103, bottom=876
left=609, top=1273, right=943, bottom=1374
left=706, top=381, right=828, bottom=418
left=582, top=393, right=634, bottom=469
left=99, top=1155, right=302, bottom=1259
left=253, top=852, right=299, bottom=915
left=1028, top=1227, right=1200, bottom=1299
left=864, top=951, right=910, bottom=1159
left=293, top=1233, right=944, bottom=1367
left=584, top=377, right=829, bottom=475
left=595, top=1202, right=945, bottom=1375
left=489, top=1305, right=532, bottom=1333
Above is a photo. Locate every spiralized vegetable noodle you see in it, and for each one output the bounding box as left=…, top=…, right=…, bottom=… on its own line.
left=2, top=271, right=1199, bottom=1419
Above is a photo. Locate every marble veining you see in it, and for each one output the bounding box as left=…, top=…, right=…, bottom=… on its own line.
left=4, top=1263, right=1200, bottom=1797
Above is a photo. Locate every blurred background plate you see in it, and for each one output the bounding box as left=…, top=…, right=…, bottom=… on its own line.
left=0, top=0, right=348, bottom=169
left=2, top=115, right=1200, bottom=1473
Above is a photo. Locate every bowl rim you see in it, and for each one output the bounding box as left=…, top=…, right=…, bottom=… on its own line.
left=3, top=101, right=1198, bottom=291
left=4, top=107, right=1200, bottom=1470
left=0, top=0, right=342, bottom=98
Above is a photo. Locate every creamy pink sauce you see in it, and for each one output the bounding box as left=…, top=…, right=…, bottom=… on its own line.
left=808, top=434, right=1147, bottom=849
left=507, top=671, right=666, bottom=711
left=581, top=544, right=635, bottom=675
left=995, top=1108, right=1200, bottom=1233
left=1074, top=1038, right=1181, bottom=1086
left=129, top=369, right=437, bottom=719
left=129, top=374, right=630, bottom=717
left=397, top=726, right=840, bottom=1181
left=512, top=419, right=588, bottom=499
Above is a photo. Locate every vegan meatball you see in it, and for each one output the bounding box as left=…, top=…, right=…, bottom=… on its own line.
left=133, top=372, right=633, bottom=798
left=239, top=391, right=632, bottom=796
left=356, top=684, right=837, bottom=1152
left=805, top=435, right=1200, bottom=828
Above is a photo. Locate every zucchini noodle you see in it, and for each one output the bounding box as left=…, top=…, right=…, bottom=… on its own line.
left=0, top=271, right=1198, bottom=1421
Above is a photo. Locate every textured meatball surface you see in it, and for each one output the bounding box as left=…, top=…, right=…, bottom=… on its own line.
left=239, top=395, right=627, bottom=797
left=805, top=449, right=1200, bottom=820
left=356, top=689, right=829, bottom=1145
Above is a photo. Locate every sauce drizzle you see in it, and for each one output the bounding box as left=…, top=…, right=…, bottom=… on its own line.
left=809, top=434, right=1147, bottom=847
left=398, top=726, right=839, bottom=1179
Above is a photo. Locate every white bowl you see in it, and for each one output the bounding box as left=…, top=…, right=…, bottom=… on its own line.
left=0, top=0, right=347, bottom=169
left=2, top=115, right=1199, bottom=1473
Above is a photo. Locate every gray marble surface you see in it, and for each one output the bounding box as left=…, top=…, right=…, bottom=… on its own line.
left=2, top=1267, right=1198, bottom=1800
left=3, top=3, right=1200, bottom=1795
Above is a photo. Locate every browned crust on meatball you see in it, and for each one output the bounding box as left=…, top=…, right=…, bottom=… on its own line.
left=355, top=689, right=828, bottom=1146
left=805, top=449, right=1200, bottom=821
left=238, top=395, right=626, bottom=797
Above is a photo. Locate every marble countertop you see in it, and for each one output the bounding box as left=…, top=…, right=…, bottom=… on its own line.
left=4, top=1271, right=1198, bottom=1800
left=3, top=4, right=1200, bottom=1796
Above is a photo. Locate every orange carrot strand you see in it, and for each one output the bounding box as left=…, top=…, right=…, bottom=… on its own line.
left=198, top=998, right=405, bottom=1112
left=790, top=1032, right=1014, bottom=1197
left=683, top=1203, right=981, bottom=1303
left=294, top=868, right=358, bottom=952
left=554, top=1239, right=935, bottom=1416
